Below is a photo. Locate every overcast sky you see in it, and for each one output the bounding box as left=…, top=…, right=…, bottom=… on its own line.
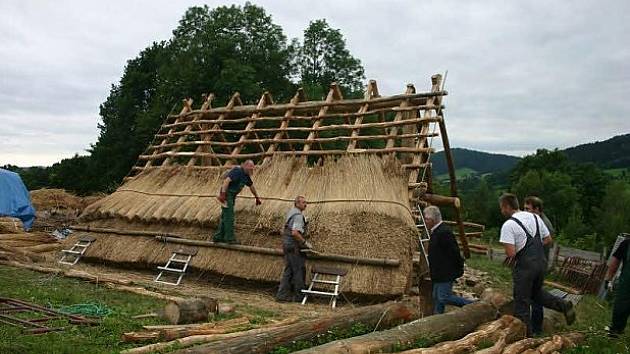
left=1, top=0, right=629, bottom=166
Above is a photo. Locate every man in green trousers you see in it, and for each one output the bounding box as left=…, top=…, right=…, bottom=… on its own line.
left=606, top=237, right=630, bottom=338
left=213, top=160, right=261, bottom=244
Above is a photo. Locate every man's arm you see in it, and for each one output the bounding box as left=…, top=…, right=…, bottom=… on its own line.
left=249, top=185, right=260, bottom=198
left=606, top=256, right=621, bottom=281
left=249, top=185, right=262, bottom=205
left=503, top=243, right=516, bottom=258
left=221, top=177, right=231, bottom=192
left=291, top=229, right=306, bottom=244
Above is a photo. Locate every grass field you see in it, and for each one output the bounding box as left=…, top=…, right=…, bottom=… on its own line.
left=2, top=259, right=630, bottom=353
left=0, top=265, right=282, bottom=354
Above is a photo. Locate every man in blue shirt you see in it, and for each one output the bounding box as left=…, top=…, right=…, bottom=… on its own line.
left=213, top=160, right=261, bottom=244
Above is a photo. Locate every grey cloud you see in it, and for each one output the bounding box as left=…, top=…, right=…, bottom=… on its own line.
left=1, top=0, right=629, bottom=165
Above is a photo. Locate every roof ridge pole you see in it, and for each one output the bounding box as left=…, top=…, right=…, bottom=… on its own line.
left=347, top=80, right=379, bottom=151
left=263, top=88, right=305, bottom=164
left=224, top=91, right=272, bottom=166
left=187, top=93, right=241, bottom=167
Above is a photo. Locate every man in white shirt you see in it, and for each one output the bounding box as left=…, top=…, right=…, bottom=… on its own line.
left=499, top=193, right=575, bottom=336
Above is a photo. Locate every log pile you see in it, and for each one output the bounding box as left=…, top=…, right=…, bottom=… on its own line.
left=122, top=316, right=253, bottom=342
left=398, top=315, right=526, bottom=353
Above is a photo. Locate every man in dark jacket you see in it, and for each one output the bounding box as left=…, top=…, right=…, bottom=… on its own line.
left=424, top=205, right=473, bottom=314
left=605, top=237, right=630, bottom=337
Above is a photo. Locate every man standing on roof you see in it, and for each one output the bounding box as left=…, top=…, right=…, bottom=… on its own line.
left=524, top=195, right=555, bottom=335
left=276, top=196, right=312, bottom=302
left=605, top=237, right=630, bottom=338
left=498, top=193, right=575, bottom=336
left=424, top=205, right=473, bottom=314
left=213, top=160, right=262, bottom=244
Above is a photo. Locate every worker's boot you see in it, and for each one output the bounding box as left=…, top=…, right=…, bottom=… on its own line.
left=562, top=300, right=576, bottom=325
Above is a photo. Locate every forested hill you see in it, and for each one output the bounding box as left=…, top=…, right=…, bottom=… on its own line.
left=563, top=133, right=630, bottom=168
left=431, top=148, right=520, bottom=175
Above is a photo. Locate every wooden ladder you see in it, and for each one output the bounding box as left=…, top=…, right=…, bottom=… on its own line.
left=301, top=266, right=347, bottom=308
left=59, top=236, right=95, bottom=266
left=154, top=248, right=197, bottom=286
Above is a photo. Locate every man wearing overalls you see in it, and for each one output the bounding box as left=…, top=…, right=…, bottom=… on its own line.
left=213, top=160, right=262, bottom=244
left=605, top=237, right=630, bottom=337
left=498, top=193, right=575, bottom=336
left=276, top=196, right=312, bottom=302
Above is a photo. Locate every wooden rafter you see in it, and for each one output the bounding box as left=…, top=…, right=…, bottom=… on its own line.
left=263, top=88, right=305, bottom=164
left=144, top=98, right=193, bottom=168
left=347, top=80, right=379, bottom=151
left=225, top=92, right=273, bottom=166
left=187, top=93, right=242, bottom=167
left=302, top=83, right=342, bottom=153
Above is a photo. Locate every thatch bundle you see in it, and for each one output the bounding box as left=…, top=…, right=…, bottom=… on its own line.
left=0, top=217, right=23, bottom=233
left=71, top=155, right=418, bottom=296
left=30, top=188, right=84, bottom=211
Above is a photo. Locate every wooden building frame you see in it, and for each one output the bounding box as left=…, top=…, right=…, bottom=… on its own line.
left=126, top=74, right=470, bottom=257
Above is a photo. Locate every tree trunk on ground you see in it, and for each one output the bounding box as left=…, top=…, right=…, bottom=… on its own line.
left=502, top=332, right=584, bottom=354
left=399, top=315, right=525, bottom=354
left=170, top=301, right=420, bottom=354
left=293, top=289, right=511, bottom=354
left=163, top=298, right=219, bottom=325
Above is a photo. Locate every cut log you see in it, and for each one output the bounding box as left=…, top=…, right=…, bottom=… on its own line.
left=160, top=316, right=252, bottom=340
left=399, top=315, right=525, bottom=354
left=168, top=301, right=419, bottom=354
left=122, top=316, right=305, bottom=354
left=294, top=289, right=511, bottom=354
left=123, top=317, right=253, bottom=343
left=163, top=297, right=219, bottom=325
left=502, top=332, right=584, bottom=354
left=105, top=284, right=182, bottom=302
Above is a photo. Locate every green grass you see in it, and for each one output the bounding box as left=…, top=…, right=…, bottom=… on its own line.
left=0, top=265, right=169, bottom=354
left=465, top=254, right=513, bottom=293
left=0, top=265, right=285, bottom=354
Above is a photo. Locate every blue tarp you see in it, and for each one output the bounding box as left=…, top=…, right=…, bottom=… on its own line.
left=0, top=168, right=36, bottom=231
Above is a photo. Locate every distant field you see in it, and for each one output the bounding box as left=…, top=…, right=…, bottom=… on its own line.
left=604, top=168, right=629, bottom=177
left=436, top=167, right=478, bottom=181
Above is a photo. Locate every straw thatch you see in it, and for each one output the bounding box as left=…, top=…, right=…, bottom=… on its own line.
left=73, top=155, right=417, bottom=295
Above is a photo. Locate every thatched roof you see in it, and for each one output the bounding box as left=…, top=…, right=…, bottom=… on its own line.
left=71, top=74, right=469, bottom=296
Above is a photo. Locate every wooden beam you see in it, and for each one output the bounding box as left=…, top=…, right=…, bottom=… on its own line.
left=303, top=83, right=342, bottom=153
left=263, top=88, right=304, bottom=164
left=145, top=98, right=193, bottom=168
left=139, top=147, right=435, bottom=161
left=225, top=92, right=272, bottom=166
left=187, top=93, right=241, bottom=167
left=347, top=80, right=378, bottom=151
left=167, top=90, right=447, bottom=121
